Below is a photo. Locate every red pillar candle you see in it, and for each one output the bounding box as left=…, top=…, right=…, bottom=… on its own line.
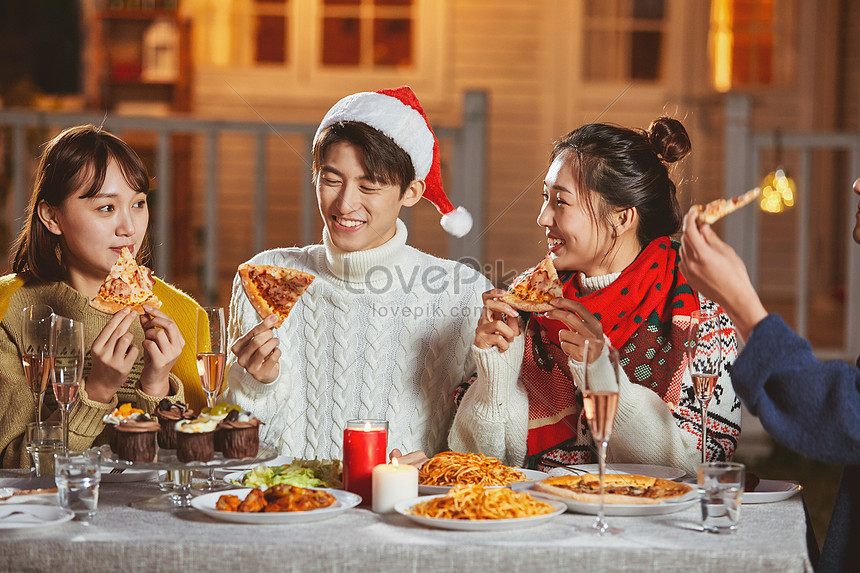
left=342, top=419, right=388, bottom=506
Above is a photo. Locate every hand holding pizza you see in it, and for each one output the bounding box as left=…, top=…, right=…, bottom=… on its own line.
left=544, top=298, right=605, bottom=363
left=137, top=305, right=184, bottom=397
left=680, top=207, right=768, bottom=339
left=86, top=308, right=140, bottom=403
left=230, top=314, right=282, bottom=384
left=474, top=288, right=521, bottom=352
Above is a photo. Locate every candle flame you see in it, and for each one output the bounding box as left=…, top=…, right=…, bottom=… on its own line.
left=391, top=457, right=399, bottom=467
left=363, top=421, right=371, bottom=432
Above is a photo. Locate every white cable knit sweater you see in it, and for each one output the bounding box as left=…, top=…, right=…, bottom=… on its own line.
left=449, top=272, right=741, bottom=477
left=224, top=220, right=490, bottom=459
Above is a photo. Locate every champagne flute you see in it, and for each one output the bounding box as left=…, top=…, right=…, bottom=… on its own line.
left=687, top=310, right=723, bottom=464
left=51, top=316, right=84, bottom=453
left=22, top=305, right=54, bottom=424
left=196, top=307, right=227, bottom=490
left=581, top=338, right=621, bottom=535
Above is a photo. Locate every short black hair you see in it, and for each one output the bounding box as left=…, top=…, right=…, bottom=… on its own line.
left=312, top=121, right=415, bottom=197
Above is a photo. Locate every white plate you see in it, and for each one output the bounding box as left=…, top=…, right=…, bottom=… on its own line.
left=0, top=489, right=58, bottom=505
left=742, top=479, right=802, bottom=504
left=100, top=467, right=158, bottom=483
left=191, top=488, right=360, bottom=524
left=394, top=494, right=567, bottom=531
left=547, top=464, right=686, bottom=481
left=0, top=504, right=73, bottom=530
left=418, top=469, right=549, bottom=495
left=531, top=489, right=698, bottom=517
left=213, top=455, right=294, bottom=479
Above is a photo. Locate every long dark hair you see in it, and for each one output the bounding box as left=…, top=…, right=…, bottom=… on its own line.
left=10, top=124, right=151, bottom=282
left=550, top=117, right=691, bottom=248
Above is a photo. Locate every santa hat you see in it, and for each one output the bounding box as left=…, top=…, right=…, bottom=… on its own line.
left=313, top=86, right=473, bottom=237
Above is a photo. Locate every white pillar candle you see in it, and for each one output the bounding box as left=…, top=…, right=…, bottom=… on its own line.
left=371, top=458, right=419, bottom=514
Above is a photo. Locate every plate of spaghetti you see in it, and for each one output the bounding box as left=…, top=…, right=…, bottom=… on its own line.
left=396, top=485, right=566, bottom=531
left=418, top=451, right=547, bottom=494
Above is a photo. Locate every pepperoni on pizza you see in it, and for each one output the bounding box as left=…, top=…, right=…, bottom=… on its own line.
left=695, top=187, right=761, bottom=225
left=500, top=254, right=564, bottom=313
left=238, top=263, right=315, bottom=328
left=90, top=247, right=161, bottom=314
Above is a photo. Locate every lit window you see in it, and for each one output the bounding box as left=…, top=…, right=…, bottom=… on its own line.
left=582, top=0, right=666, bottom=82
left=254, top=0, right=289, bottom=64
left=321, top=0, right=413, bottom=67
left=710, top=0, right=776, bottom=92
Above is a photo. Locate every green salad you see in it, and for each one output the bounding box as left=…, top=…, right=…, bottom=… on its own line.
left=237, top=458, right=342, bottom=489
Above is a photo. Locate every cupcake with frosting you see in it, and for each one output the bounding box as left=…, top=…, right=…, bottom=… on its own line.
left=203, top=402, right=241, bottom=452
left=103, top=404, right=159, bottom=462
left=104, top=403, right=146, bottom=453
left=154, top=399, right=194, bottom=449
left=175, top=415, right=219, bottom=462
left=219, top=410, right=264, bottom=459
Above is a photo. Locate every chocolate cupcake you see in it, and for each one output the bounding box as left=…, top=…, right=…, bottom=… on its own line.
left=113, top=417, right=160, bottom=462
left=103, top=403, right=147, bottom=453
left=219, top=410, right=264, bottom=459
left=155, top=399, right=194, bottom=449
left=175, top=415, right=218, bottom=462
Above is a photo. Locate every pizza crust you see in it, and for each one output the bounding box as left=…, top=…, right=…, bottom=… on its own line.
left=500, top=293, right=555, bottom=313
left=90, top=294, right=160, bottom=315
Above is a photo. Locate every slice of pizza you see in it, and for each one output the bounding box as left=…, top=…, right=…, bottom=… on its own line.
left=500, top=254, right=564, bottom=313
left=90, top=247, right=161, bottom=314
left=695, top=187, right=761, bottom=224
left=238, top=263, right=315, bottom=327
left=533, top=473, right=692, bottom=505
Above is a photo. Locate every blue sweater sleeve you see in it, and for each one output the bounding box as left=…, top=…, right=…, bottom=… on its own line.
left=731, top=314, right=860, bottom=465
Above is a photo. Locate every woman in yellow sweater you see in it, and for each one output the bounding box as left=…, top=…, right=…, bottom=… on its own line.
left=0, top=125, right=203, bottom=469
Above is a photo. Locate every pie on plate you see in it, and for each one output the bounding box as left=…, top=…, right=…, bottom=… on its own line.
left=90, top=247, right=161, bottom=314
left=500, top=254, right=564, bottom=313
left=238, top=263, right=315, bottom=327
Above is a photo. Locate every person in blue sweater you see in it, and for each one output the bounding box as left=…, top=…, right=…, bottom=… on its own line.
left=679, top=177, right=860, bottom=573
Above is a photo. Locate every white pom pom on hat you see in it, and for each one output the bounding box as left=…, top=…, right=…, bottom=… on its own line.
left=313, top=85, right=473, bottom=237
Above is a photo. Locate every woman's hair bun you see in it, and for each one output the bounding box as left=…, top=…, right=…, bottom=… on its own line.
left=647, top=117, right=691, bottom=163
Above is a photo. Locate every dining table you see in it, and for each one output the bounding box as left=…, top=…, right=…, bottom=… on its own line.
left=0, top=468, right=813, bottom=573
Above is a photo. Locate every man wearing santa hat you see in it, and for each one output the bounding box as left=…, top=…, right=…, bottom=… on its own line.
left=224, top=86, right=490, bottom=463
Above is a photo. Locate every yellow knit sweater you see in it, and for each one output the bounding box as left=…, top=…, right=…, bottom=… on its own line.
left=0, top=274, right=204, bottom=468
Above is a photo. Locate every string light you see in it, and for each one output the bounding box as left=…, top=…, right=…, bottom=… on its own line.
left=759, top=168, right=795, bottom=213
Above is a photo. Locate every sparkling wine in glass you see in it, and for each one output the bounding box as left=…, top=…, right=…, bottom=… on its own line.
left=687, top=310, right=723, bottom=464
left=51, top=316, right=84, bottom=452
left=196, top=307, right=227, bottom=409
left=196, top=306, right=227, bottom=491
left=581, top=338, right=621, bottom=535
left=22, top=305, right=54, bottom=424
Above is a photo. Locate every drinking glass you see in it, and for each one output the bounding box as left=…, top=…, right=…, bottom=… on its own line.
left=697, top=461, right=745, bottom=533
left=25, top=421, right=63, bottom=477
left=581, top=338, right=621, bottom=535
left=687, top=310, right=722, bottom=464
left=55, top=449, right=101, bottom=523
left=196, top=307, right=226, bottom=491
left=22, top=304, right=54, bottom=424
left=51, top=316, right=84, bottom=452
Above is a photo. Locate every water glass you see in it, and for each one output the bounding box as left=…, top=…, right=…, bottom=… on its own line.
left=697, top=461, right=745, bottom=533
left=55, top=450, right=101, bottom=522
left=25, top=421, right=63, bottom=477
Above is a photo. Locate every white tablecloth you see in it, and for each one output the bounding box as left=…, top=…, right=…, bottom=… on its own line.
left=0, top=471, right=813, bottom=573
